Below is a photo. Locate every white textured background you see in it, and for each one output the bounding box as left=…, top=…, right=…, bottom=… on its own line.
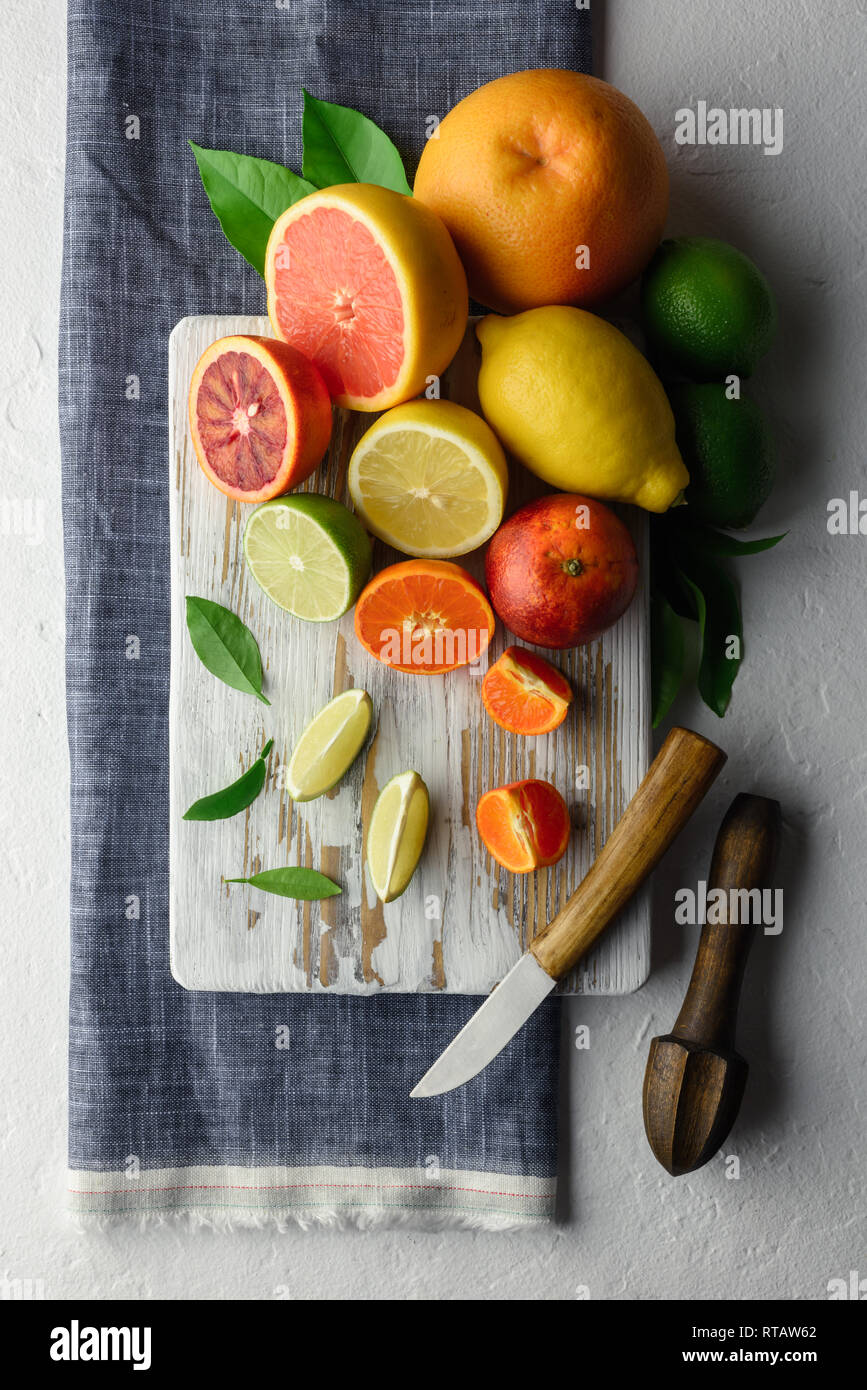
left=1, top=1, right=865, bottom=1299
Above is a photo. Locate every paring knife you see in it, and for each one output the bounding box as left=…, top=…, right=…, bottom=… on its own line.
left=411, top=726, right=727, bottom=1098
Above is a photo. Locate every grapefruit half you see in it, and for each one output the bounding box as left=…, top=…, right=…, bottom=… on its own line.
left=264, top=183, right=468, bottom=412
left=188, top=335, right=332, bottom=503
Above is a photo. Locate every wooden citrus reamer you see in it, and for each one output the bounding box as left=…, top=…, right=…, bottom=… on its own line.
left=643, top=792, right=782, bottom=1176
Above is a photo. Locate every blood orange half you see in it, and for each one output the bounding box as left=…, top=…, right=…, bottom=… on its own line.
left=264, top=183, right=468, bottom=412
left=188, top=335, right=332, bottom=503
left=354, top=559, right=495, bottom=674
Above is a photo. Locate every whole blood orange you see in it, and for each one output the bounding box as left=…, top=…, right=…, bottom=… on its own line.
left=354, top=559, right=494, bottom=674
left=482, top=646, right=572, bottom=735
left=476, top=779, right=571, bottom=873
left=265, top=183, right=467, bottom=411
left=485, top=494, right=639, bottom=648
left=413, top=69, right=669, bottom=312
left=188, top=335, right=332, bottom=503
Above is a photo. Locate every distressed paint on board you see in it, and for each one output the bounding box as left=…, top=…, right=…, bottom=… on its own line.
left=169, top=316, right=651, bottom=994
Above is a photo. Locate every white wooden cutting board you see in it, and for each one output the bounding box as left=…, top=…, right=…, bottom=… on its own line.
left=169, top=314, right=651, bottom=994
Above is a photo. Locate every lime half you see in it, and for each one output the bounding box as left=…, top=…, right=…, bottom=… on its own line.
left=244, top=494, right=372, bottom=621
left=286, top=688, right=373, bottom=801
left=366, top=770, right=430, bottom=903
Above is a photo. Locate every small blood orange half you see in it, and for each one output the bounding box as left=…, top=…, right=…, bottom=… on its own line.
left=188, top=335, right=332, bottom=503
left=481, top=646, right=573, bottom=735
left=476, top=779, right=571, bottom=873
left=354, top=559, right=494, bottom=674
left=264, top=183, right=468, bottom=412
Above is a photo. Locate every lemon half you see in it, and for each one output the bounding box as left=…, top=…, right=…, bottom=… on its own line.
left=348, top=399, right=508, bottom=558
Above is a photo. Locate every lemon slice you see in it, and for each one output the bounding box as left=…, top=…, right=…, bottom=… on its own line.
left=366, top=770, right=430, bottom=903
left=348, top=399, right=508, bottom=558
left=286, top=689, right=373, bottom=801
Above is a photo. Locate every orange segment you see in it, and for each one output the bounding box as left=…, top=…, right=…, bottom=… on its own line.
left=264, top=183, right=468, bottom=412
left=482, top=646, right=573, bottom=735
left=188, top=335, right=332, bottom=504
left=476, top=779, right=571, bottom=873
left=354, top=559, right=495, bottom=673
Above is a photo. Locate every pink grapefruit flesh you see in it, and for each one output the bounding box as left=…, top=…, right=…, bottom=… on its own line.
left=269, top=206, right=405, bottom=404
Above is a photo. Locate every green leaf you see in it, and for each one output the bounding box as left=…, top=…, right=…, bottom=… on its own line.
left=224, top=867, right=342, bottom=900
left=676, top=555, right=743, bottom=718
left=651, top=591, right=686, bottom=729
left=682, top=523, right=787, bottom=558
left=301, top=90, right=411, bottom=193
left=185, top=596, right=270, bottom=705
left=189, top=141, right=315, bottom=277
left=650, top=520, right=699, bottom=621
left=183, top=739, right=274, bottom=822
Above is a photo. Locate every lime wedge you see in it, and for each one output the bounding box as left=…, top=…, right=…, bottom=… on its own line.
left=366, top=770, right=430, bottom=903
left=286, top=689, right=373, bottom=801
left=243, top=494, right=372, bottom=621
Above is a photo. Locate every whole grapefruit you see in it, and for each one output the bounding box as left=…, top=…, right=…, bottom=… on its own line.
left=485, top=494, right=639, bottom=648
left=413, top=69, right=669, bottom=312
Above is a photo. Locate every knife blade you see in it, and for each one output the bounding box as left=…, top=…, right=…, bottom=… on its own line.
left=411, top=726, right=726, bottom=1098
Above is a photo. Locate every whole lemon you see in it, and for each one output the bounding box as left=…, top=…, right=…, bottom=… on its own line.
left=476, top=308, right=689, bottom=513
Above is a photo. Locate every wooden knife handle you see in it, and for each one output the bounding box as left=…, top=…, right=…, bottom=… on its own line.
left=671, top=793, right=781, bottom=1051
left=530, top=727, right=726, bottom=981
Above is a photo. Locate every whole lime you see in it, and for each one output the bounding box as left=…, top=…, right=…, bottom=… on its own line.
left=668, top=382, right=776, bottom=529
left=642, top=237, right=777, bottom=380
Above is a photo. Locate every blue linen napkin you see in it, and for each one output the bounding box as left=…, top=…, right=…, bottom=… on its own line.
left=62, top=0, right=591, bottom=1228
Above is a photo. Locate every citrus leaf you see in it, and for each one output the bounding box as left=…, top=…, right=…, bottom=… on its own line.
left=183, top=739, right=274, bottom=822
left=650, top=517, right=699, bottom=621
left=676, top=556, right=743, bottom=718
left=185, top=596, right=270, bottom=705
left=189, top=142, right=315, bottom=277
left=686, top=524, right=787, bottom=557
left=651, top=591, right=686, bottom=728
left=224, top=867, right=342, bottom=900
left=301, top=90, right=411, bottom=193
left=654, top=555, right=700, bottom=622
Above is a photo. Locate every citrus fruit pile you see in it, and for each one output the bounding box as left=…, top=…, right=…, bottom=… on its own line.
left=186, top=66, right=782, bottom=905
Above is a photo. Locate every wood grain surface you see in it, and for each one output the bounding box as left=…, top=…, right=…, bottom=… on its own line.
left=169, top=314, right=651, bottom=994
